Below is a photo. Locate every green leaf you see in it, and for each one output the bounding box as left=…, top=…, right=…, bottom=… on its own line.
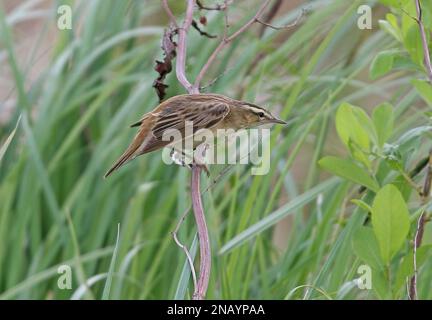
left=371, top=184, right=410, bottom=264
left=335, top=103, right=374, bottom=167
left=336, top=103, right=370, bottom=150
left=412, top=79, right=432, bottom=105
left=352, top=227, right=384, bottom=270
left=403, top=25, right=424, bottom=67
left=351, top=199, right=372, bottom=213
left=377, top=0, right=408, bottom=7
left=370, top=50, right=396, bottom=79
left=392, top=53, right=422, bottom=72
left=372, top=103, right=394, bottom=148
left=372, top=268, right=392, bottom=299
left=378, top=15, right=401, bottom=42
left=0, top=115, right=20, bottom=164
left=382, top=143, right=402, bottom=170
left=423, top=0, right=432, bottom=29
left=318, top=156, right=379, bottom=192
left=102, top=224, right=120, bottom=300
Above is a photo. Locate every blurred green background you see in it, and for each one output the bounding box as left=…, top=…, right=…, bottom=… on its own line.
left=0, top=0, right=432, bottom=299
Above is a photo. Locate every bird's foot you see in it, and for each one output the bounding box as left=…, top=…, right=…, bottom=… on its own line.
left=192, top=143, right=210, bottom=177
left=169, top=146, right=210, bottom=177
left=190, top=162, right=210, bottom=177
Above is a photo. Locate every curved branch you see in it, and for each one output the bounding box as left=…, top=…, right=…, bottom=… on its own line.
left=176, top=0, right=197, bottom=93
left=256, top=8, right=306, bottom=31
left=162, top=0, right=179, bottom=28
left=193, top=0, right=272, bottom=88
left=172, top=207, right=198, bottom=291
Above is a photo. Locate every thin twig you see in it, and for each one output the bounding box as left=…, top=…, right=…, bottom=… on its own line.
left=176, top=0, right=197, bottom=93
left=222, top=0, right=230, bottom=38
left=193, top=0, right=273, bottom=89
left=414, top=0, right=432, bottom=83
left=256, top=8, right=306, bottom=30
left=171, top=208, right=198, bottom=290
left=199, top=66, right=234, bottom=91
left=257, top=0, right=283, bottom=37
left=192, top=20, right=217, bottom=38
left=408, top=0, right=432, bottom=298
left=409, top=150, right=432, bottom=299
left=196, top=0, right=233, bottom=11
left=162, top=0, right=179, bottom=28
left=239, top=6, right=306, bottom=96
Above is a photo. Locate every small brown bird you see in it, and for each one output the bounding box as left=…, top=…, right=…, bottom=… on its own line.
left=104, top=93, right=286, bottom=178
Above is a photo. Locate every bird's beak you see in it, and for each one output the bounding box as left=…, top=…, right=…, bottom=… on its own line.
left=270, top=117, right=287, bottom=125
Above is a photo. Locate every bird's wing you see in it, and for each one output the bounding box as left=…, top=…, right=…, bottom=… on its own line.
left=152, top=101, right=230, bottom=139
left=104, top=100, right=229, bottom=178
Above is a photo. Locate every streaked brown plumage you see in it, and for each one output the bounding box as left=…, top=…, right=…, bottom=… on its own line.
left=104, top=93, right=286, bottom=178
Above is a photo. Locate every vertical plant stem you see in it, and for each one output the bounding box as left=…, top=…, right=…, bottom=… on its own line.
left=415, top=0, right=432, bottom=83
left=408, top=0, right=432, bottom=299
left=409, top=150, right=432, bottom=299
left=161, top=0, right=291, bottom=300
left=162, top=0, right=209, bottom=300
left=191, top=166, right=211, bottom=300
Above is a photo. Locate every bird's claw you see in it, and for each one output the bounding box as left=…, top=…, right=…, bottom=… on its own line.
left=192, top=143, right=210, bottom=177
left=170, top=144, right=211, bottom=178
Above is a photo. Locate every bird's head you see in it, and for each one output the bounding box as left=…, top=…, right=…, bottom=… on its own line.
left=237, top=102, right=287, bottom=128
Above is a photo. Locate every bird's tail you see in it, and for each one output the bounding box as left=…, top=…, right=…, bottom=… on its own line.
left=104, top=144, right=140, bottom=178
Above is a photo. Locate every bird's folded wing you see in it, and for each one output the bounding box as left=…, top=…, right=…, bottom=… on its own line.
left=152, top=101, right=229, bottom=139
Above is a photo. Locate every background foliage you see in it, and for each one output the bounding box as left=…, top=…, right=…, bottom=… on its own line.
left=0, top=0, right=431, bottom=299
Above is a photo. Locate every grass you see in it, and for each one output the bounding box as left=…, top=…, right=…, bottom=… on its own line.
left=0, top=0, right=431, bottom=300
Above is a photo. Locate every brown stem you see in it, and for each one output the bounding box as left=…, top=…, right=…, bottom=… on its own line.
left=196, top=0, right=233, bottom=11
left=409, top=150, right=432, bottom=299
left=257, top=0, right=283, bottom=37
left=256, top=9, right=305, bottom=31
left=415, top=0, right=432, bottom=83
left=193, top=0, right=272, bottom=89
left=408, top=0, right=432, bottom=298
left=162, top=0, right=208, bottom=300
left=162, top=0, right=179, bottom=28
left=191, top=166, right=211, bottom=300
left=176, top=0, right=197, bottom=93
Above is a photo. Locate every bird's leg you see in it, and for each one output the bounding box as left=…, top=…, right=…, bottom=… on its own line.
left=193, top=143, right=210, bottom=177
left=169, top=145, right=210, bottom=177
left=168, top=147, right=198, bottom=170
left=170, top=148, right=189, bottom=167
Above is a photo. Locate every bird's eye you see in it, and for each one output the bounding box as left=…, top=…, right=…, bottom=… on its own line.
left=258, top=112, right=265, bottom=118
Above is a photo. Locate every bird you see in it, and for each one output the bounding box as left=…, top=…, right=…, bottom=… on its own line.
left=104, top=93, right=286, bottom=178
